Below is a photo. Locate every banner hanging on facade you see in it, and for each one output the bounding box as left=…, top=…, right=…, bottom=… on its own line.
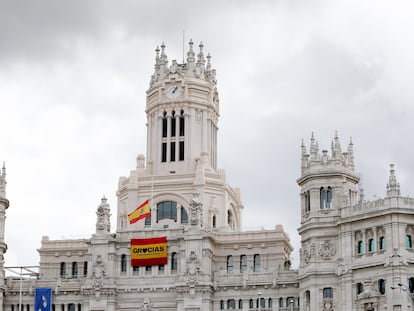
left=34, top=288, right=52, bottom=311
left=130, top=236, right=167, bottom=266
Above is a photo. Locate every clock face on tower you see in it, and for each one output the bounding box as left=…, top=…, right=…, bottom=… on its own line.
left=166, top=84, right=181, bottom=100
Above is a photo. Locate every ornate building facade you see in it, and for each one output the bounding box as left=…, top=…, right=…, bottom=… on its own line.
left=1, top=41, right=414, bottom=311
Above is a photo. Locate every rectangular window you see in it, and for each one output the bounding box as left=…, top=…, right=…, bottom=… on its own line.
left=171, top=117, right=176, bottom=137
left=357, top=241, right=364, bottom=254
left=323, top=287, right=333, bottom=298
left=179, top=116, right=185, bottom=136
left=379, top=279, right=385, bottom=294
left=145, top=266, right=152, bottom=274
left=379, top=236, right=385, bottom=250
left=72, top=262, right=78, bottom=278
left=158, top=265, right=165, bottom=274
left=162, top=118, right=167, bottom=137
left=161, top=143, right=167, bottom=162
left=132, top=266, right=139, bottom=275
left=170, top=142, right=176, bottom=162
left=240, top=255, right=247, bottom=272
left=83, top=261, right=88, bottom=276
left=179, top=141, right=184, bottom=161
left=356, top=282, right=364, bottom=294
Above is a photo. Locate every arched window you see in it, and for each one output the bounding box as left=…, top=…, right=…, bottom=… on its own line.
left=171, top=252, right=178, bottom=272
left=409, top=277, right=414, bottom=293
left=162, top=111, right=168, bottom=138
left=379, top=236, right=385, bottom=250
left=181, top=207, right=188, bottom=224
left=72, top=262, right=78, bottom=278
left=279, top=297, right=283, bottom=307
left=157, top=201, right=177, bottom=222
left=60, top=262, right=66, bottom=278
left=378, top=279, right=385, bottom=294
left=121, top=254, right=127, bottom=272
left=287, top=297, right=294, bottom=307
left=212, top=215, right=216, bottom=228
left=323, top=287, right=333, bottom=298
left=240, top=255, right=247, bottom=272
left=227, top=255, right=233, bottom=273
left=253, top=254, right=261, bottom=272
left=320, top=187, right=326, bottom=209
left=305, top=290, right=310, bottom=305
left=171, top=110, right=176, bottom=137
left=249, top=299, right=254, bottom=308
left=179, top=110, right=185, bottom=136
left=238, top=299, right=243, bottom=309
left=227, top=210, right=233, bottom=227
left=220, top=300, right=224, bottom=310
left=357, top=241, right=364, bottom=254
left=327, top=186, right=333, bottom=208
left=356, top=282, right=364, bottom=294
left=368, top=238, right=375, bottom=252
left=268, top=298, right=272, bottom=308
left=406, top=235, right=412, bottom=249
left=227, top=299, right=235, bottom=309
left=259, top=298, right=265, bottom=308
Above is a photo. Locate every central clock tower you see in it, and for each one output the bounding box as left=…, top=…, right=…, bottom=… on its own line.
left=145, top=40, right=219, bottom=175
left=116, top=40, right=242, bottom=232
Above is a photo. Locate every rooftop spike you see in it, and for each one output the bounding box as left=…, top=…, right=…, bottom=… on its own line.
left=197, top=41, right=205, bottom=65
left=206, top=53, right=212, bottom=72
left=1, top=162, right=5, bottom=177
left=187, top=39, right=195, bottom=66
left=386, top=164, right=400, bottom=197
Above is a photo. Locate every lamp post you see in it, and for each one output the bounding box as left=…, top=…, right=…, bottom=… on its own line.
left=258, top=292, right=261, bottom=311
left=289, top=297, right=294, bottom=311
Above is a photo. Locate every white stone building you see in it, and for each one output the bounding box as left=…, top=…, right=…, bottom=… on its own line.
left=1, top=41, right=414, bottom=311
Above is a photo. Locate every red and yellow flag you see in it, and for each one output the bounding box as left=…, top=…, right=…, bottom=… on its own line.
left=128, top=200, right=151, bottom=224
left=130, top=237, right=167, bottom=266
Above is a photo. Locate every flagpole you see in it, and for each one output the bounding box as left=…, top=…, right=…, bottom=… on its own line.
left=19, top=267, right=22, bottom=311
left=151, top=174, right=154, bottom=226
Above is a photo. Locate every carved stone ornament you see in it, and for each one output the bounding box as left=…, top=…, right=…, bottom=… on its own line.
left=323, top=300, right=333, bottom=311
left=302, top=243, right=316, bottom=264
left=185, top=251, right=201, bottom=287
left=189, top=191, right=203, bottom=226
left=138, top=297, right=158, bottom=311
left=92, top=255, right=106, bottom=288
left=195, top=109, right=202, bottom=123
left=319, top=241, right=336, bottom=260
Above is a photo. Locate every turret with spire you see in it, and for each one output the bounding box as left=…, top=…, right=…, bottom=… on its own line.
left=386, top=164, right=400, bottom=197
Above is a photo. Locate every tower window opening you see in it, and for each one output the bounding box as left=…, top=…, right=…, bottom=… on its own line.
left=171, top=111, right=176, bottom=137
left=179, top=110, right=185, bottom=136
left=157, top=201, right=177, bottom=222
left=161, top=143, right=167, bottom=162
left=179, top=141, right=185, bottom=161
left=170, top=142, right=176, bottom=162
left=162, top=111, right=168, bottom=138
left=320, top=187, right=333, bottom=209
left=409, top=277, right=414, bottom=293
left=212, top=215, right=216, bottom=228
left=305, top=191, right=310, bottom=212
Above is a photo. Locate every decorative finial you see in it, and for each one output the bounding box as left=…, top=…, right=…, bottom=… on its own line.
left=1, top=162, right=5, bottom=177
left=101, top=196, right=107, bottom=204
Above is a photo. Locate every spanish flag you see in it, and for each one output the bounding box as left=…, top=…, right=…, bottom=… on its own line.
left=128, top=200, right=151, bottom=224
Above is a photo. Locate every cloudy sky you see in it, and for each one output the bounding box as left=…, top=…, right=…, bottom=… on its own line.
left=2, top=0, right=414, bottom=268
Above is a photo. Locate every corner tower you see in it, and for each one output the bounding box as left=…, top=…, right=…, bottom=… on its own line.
left=146, top=40, right=219, bottom=174
left=297, top=133, right=359, bottom=311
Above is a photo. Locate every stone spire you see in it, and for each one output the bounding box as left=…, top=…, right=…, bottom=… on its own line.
left=186, top=39, right=195, bottom=69
left=0, top=162, right=6, bottom=199
left=386, top=164, right=400, bottom=197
